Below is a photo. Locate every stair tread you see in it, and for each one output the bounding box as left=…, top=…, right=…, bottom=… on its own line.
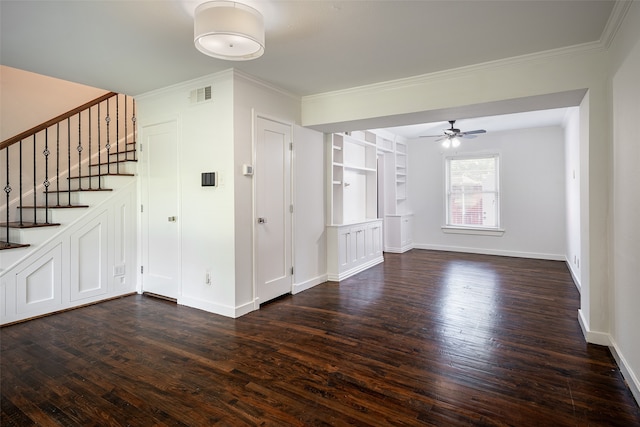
left=18, top=205, right=90, bottom=209
left=0, top=241, right=31, bottom=250
left=0, top=222, right=60, bottom=229
left=46, top=188, right=113, bottom=194
left=109, top=149, right=136, bottom=155
left=68, top=173, right=135, bottom=179
left=90, top=159, right=138, bottom=167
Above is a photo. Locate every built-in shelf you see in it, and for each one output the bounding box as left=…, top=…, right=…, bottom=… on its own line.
left=327, top=132, right=378, bottom=226
left=382, top=138, right=413, bottom=253
left=327, top=131, right=383, bottom=281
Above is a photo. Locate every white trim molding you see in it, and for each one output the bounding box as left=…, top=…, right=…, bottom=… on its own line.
left=413, top=244, right=564, bottom=261
left=609, top=338, right=640, bottom=406
left=565, top=255, right=582, bottom=292
left=178, top=296, right=256, bottom=319
left=293, top=274, right=328, bottom=295
left=578, top=309, right=611, bottom=346
left=441, top=226, right=506, bottom=237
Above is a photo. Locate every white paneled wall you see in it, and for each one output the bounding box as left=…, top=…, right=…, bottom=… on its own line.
left=1, top=181, right=137, bottom=324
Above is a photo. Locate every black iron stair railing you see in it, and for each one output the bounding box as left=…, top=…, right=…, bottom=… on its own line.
left=0, top=92, right=136, bottom=250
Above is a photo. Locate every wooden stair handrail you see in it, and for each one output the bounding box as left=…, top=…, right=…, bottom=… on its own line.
left=0, top=91, right=119, bottom=150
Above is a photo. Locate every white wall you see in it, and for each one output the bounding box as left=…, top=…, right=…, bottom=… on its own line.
left=136, top=70, right=238, bottom=315
left=608, top=0, right=640, bottom=402
left=137, top=70, right=327, bottom=317
left=1, top=180, right=137, bottom=324
left=292, top=125, right=327, bottom=293
left=409, top=126, right=566, bottom=259
left=232, top=73, right=302, bottom=310
left=564, top=107, right=581, bottom=287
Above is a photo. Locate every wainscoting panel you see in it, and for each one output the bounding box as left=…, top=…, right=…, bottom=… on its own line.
left=16, top=244, right=62, bottom=314
left=70, top=210, right=108, bottom=301
left=113, top=191, right=135, bottom=293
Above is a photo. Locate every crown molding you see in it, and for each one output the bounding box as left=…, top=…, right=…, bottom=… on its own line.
left=303, top=39, right=606, bottom=105
left=136, top=68, right=234, bottom=100
left=302, top=2, right=634, bottom=104
left=600, top=0, right=633, bottom=49
left=232, top=69, right=301, bottom=102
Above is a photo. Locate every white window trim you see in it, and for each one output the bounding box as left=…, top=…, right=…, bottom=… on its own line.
left=441, top=225, right=505, bottom=236
left=443, top=153, right=503, bottom=234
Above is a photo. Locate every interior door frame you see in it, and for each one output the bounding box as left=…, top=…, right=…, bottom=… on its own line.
left=138, top=117, right=182, bottom=298
left=251, top=111, right=295, bottom=309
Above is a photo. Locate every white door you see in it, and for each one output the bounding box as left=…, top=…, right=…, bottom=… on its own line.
left=255, top=117, right=292, bottom=304
left=141, top=120, right=180, bottom=300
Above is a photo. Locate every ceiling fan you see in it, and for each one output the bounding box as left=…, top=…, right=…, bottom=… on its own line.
left=421, top=120, right=486, bottom=148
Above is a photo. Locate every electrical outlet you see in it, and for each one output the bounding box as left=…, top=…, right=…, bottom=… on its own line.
left=113, top=265, right=125, bottom=276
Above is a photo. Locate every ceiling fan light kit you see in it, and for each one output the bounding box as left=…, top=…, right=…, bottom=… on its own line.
left=194, top=1, right=265, bottom=61
left=441, top=137, right=461, bottom=148
left=423, top=120, right=486, bottom=148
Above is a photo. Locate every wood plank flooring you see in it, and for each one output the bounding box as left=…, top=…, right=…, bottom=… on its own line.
left=2, top=250, right=639, bottom=426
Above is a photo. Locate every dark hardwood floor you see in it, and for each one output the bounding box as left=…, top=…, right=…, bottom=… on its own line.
left=2, top=250, right=639, bottom=426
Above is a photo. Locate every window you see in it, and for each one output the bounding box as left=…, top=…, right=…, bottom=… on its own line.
left=445, top=155, right=500, bottom=229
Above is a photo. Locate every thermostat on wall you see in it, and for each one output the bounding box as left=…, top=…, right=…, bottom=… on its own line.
left=242, top=164, right=254, bottom=176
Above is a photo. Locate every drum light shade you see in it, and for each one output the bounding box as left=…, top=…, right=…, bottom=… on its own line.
left=194, top=1, right=265, bottom=61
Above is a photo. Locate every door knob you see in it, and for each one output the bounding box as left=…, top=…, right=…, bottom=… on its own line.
left=258, top=217, right=267, bottom=224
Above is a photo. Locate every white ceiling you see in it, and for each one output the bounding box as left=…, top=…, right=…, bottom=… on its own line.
left=0, top=1, right=619, bottom=137
left=381, top=107, right=574, bottom=140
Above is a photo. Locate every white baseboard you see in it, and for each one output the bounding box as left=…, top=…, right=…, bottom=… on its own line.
left=384, top=243, right=414, bottom=254
left=609, top=338, right=640, bottom=406
left=577, top=309, right=611, bottom=346
left=412, top=244, right=565, bottom=261
left=327, top=256, right=384, bottom=282
left=565, top=255, right=582, bottom=292
left=178, top=295, right=256, bottom=319
left=234, top=300, right=257, bottom=318
left=293, top=274, right=328, bottom=294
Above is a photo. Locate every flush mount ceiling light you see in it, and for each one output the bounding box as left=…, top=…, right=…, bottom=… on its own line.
left=194, top=1, right=265, bottom=61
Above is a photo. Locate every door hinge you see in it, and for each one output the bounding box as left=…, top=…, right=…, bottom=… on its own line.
left=141, top=266, right=144, bottom=274
left=290, top=267, right=294, bottom=275
left=289, top=142, right=293, bottom=151
left=141, top=204, right=144, bottom=213
left=290, top=204, right=294, bottom=213
left=139, top=143, right=143, bottom=152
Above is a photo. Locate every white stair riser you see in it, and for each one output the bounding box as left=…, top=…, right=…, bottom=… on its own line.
left=90, top=162, right=137, bottom=175
left=8, top=226, right=60, bottom=247
left=69, top=175, right=134, bottom=191
left=109, top=151, right=137, bottom=162
left=16, top=207, right=88, bottom=224
left=45, top=191, right=110, bottom=206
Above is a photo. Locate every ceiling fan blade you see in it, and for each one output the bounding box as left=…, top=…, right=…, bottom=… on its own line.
left=461, top=129, right=486, bottom=135
left=461, top=134, right=477, bottom=139
left=435, top=136, right=448, bottom=143
left=418, top=134, right=445, bottom=138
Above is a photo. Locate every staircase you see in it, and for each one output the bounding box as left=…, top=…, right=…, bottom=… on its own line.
left=1, top=93, right=139, bottom=325
left=1, top=92, right=137, bottom=266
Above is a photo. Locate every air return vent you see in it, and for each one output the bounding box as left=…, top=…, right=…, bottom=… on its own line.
left=190, top=85, right=212, bottom=104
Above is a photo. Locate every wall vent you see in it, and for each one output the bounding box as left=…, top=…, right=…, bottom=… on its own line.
left=190, top=85, right=212, bottom=104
